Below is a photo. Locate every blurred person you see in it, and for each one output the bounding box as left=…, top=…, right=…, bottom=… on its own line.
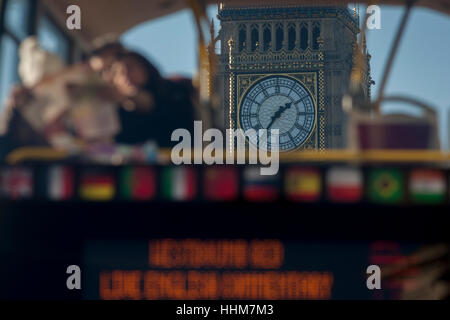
left=88, top=41, right=125, bottom=82
left=0, top=40, right=125, bottom=156
left=19, top=37, right=65, bottom=88
left=66, top=50, right=196, bottom=148
left=0, top=36, right=66, bottom=142
left=0, top=40, right=196, bottom=158
left=110, top=51, right=196, bottom=148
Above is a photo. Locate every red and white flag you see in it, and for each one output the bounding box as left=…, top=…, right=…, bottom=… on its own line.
left=0, top=167, right=33, bottom=200
left=327, top=167, right=363, bottom=203
left=48, top=166, right=74, bottom=200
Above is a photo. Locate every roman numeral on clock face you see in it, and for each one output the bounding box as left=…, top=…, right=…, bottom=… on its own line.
left=261, top=85, right=270, bottom=98
left=294, top=123, right=304, bottom=130
left=246, top=97, right=258, bottom=104
left=295, top=95, right=310, bottom=105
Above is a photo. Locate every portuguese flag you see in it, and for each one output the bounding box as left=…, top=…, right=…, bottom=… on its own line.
left=285, top=167, right=321, bottom=202
left=121, top=167, right=156, bottom=200
left=409, top=169, right=446, bottom=204
left=368, top=169, right=404, bottom=204
left=162, top=167, right=197, bottom=201
left=80, top=172, right=115, bottom=201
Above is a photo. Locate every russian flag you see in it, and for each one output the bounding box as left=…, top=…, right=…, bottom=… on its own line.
left=243, top=167, right=279, bottom=202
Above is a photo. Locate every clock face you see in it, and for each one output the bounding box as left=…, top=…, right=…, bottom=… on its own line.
left=239, top=75, right=316, bottom=151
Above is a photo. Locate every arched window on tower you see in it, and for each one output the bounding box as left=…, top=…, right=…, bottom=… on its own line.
left=300, top=23, right=308, bottom=50
left=263, top=24, right=271, bottom=51
left=312, top=22, right=321, bottom=50
left=276, top=23, right=284, bottom=51
left=215, top=40, right=221, bottom=55
left=251, top=24, right=259, bottom=52
left=288, top=23, right=296, bottom=51
left=238, top=25, right=246, bottom=52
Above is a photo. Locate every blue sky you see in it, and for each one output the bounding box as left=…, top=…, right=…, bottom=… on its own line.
left=122, top=5, right=450, bottom=148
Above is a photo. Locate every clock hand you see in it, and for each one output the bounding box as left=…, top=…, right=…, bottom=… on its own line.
left=283, top=102, right=292, bottom=111
left=267, top=103, right=293, bottom=129
left=266, top=106, right=283, bottom=129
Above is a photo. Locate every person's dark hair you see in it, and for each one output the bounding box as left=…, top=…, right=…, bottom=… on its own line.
left=90, top=42, right=125, bottom=59
left=118, top=51, right=163, bottom=93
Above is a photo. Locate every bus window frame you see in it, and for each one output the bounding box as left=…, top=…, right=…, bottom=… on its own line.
left=0, top=0, right=78, bottom=67
left=36, top=8, right=73, bottom=63
left=0, top=0, right=82, bottom=107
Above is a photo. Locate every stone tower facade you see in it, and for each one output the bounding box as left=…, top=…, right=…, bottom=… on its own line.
left=216, top=4, right=371, bottom=150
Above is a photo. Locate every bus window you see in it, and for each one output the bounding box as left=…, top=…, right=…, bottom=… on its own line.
left=0, top=0, right=31, bottom=109
left=3, top=0, right=32, bottom=41
left=0, top=35, right=19, bottom=109
left=37, top=14, right=70, bottom=62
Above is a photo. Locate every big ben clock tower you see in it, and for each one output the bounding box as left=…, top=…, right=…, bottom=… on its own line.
left=217, top=3, right=371, bottom=150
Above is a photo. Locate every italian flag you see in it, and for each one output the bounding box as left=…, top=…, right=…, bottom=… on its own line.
left=327, top=167, right=363, bottom=203
left=410, top=170, right=446, bottom=204
left=48, top=166, right=74, bottom=200
left=162, top=167, right=197, bottom=201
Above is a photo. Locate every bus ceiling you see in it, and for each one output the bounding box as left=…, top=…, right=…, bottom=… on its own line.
left=40, top=0, right=450, bottom=46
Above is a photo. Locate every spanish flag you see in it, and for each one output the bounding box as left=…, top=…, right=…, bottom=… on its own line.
left=80, top=172, right=115, bottom=201
left=285, top=167, right=321, bottom=202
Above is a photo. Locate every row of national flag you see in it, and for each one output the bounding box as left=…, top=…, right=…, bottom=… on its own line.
left=0, top=166, right=448, bottom=204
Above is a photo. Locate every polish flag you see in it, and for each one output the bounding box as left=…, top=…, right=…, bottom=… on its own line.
left=327, top=167, right=363, bottom=203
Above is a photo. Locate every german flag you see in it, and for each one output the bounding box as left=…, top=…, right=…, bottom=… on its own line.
left=80, top=171, right=115, bottom=201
